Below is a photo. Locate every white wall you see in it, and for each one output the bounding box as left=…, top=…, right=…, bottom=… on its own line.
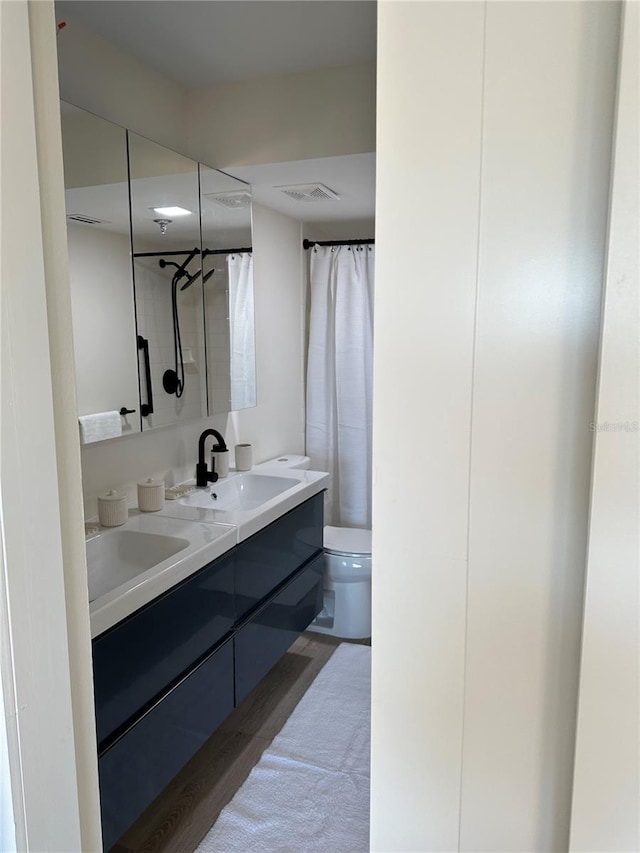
left=373, top=3, right=485, bottom=848
left=79, top=203, right=305, bottom=518
left=373, top=2, right=620, bottom=850
left=57, top=21, right=375, bottom=172
left=1, top=2, right=100, bottom=849
left=459, top=4, right=620, bottom=851
left=187, top=63, right=376, bottom=168
left=570, top=3, right=639, bottom=849
left=56, top=16, right=188, bottom=153
left=303, top=219, right=376, bottom=243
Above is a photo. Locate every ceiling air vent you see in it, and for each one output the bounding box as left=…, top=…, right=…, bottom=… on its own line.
left=203, top=190, right=251, bottom=210
left=66, top=213, right=110, bottom=225
left=277, top=183, right=340, bottom=202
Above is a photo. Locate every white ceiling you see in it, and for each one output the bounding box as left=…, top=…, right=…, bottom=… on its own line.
left=231, top=153, right=375, bottom=235
left=55, top=0, right=377, bottom=88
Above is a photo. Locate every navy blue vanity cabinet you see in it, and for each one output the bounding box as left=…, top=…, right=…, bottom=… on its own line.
left=99, top=637, right=234, bottom=851
left=94, top=491, right=325, bottom=850
left=93, top=550, right=234, bottom=747
left=234, top=492, right=324, bottom=621
left=235, top=553, right=324, bottom=705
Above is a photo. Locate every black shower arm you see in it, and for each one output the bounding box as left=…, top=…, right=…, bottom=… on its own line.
left=159, top=259, right=184, bottom=275
left=158, top=247, right=200, bottom=280
left=176, top=247, right=199, bottom=275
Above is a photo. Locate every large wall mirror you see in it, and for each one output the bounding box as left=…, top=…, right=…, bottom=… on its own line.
left=61, top=102, right=141, bottom=435
left=200, top=165, right=256, bottom=411
left=60, top=102, right=257, bottom=441
left=128, top=133, right=207, bottom=430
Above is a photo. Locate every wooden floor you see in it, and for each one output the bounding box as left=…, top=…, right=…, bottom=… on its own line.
left=114, top=632, right=345, bottom=853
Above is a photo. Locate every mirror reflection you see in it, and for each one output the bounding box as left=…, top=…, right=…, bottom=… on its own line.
left=61, top=103, right=140, bottom=437
left=60, top=102, right=258, bottom=443
left=128, top=133, right=207, bottom=430
left=200, top=165, right=256, bottom=412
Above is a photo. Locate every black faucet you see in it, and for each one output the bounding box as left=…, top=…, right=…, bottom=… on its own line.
left=196, top=429, right=228, bottom=487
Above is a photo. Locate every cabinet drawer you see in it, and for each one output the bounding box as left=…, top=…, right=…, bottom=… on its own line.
left=234, top=492, right=323, bottom=621
left=93, top=551, right=234, bottom=746
left=235, top=555, right=324, bottom=705
left=98, top=637, right=234, bottom=851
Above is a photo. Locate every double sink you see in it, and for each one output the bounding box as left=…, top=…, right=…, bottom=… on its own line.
left=86, top=467, right=329, bottom=637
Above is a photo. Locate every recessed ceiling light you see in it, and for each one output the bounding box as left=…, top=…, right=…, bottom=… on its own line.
left=151, top=206, right=192, bottom=217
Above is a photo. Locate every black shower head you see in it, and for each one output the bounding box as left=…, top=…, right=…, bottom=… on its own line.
left=180, top=268, right=202, bottom=291
left=179, top=265, right=217, bottom=290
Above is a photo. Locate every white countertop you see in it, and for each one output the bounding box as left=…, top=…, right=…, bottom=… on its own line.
left=88, top=468, right=329, bottom=638
left=88, top=513, right=236, bottom=638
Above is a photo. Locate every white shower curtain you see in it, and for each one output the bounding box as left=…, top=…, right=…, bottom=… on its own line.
left=228, top=253, right=256, bottom=410
left=306, top=245, right=375, bottom=528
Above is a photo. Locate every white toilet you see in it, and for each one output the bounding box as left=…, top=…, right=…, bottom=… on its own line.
left=309, top=525, right=372, bottom=640
left=256, top=455, right=372, bottom=640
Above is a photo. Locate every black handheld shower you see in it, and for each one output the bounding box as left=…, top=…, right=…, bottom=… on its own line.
left=158, top=249, right=199, bottom=398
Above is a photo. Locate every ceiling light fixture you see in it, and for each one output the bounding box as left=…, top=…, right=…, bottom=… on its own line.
left=152, top=206, right=193, bottom=217
left=153, top=218, right=172, bottom=235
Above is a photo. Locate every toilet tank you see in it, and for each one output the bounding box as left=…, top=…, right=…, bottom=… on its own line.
left=255, top=454, right=311, bottom=471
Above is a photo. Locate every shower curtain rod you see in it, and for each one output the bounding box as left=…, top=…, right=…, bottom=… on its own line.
left=303, top=238, right=374, bottom=250
left=133, top=246, right=252, bottom=259
left=203, top=246, right=252, bottom=257
left=133, top=248, right=199, bottom=258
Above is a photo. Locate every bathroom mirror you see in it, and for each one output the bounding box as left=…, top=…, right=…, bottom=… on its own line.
left=61, top=101, right=258, bottom=441
left=61, top=103, right=141, bottom=435
left=200, top=165, right=257, bottom=412
left=128, top=132, right=208, bottom=430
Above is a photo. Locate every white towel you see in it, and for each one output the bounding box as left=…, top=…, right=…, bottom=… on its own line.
left=78, top=411, right=122, bottom=444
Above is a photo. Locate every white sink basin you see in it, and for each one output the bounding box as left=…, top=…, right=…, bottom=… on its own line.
left=86, top=512, right=236, bottom=638
left=87, top=529, right=189, bottom=602
left=159, top=468, right=330, bottom=543
left=180, top=474, right=296, bottom=512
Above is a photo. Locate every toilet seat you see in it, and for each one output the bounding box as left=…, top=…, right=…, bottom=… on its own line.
left=324, top=526, right=372, bottom=557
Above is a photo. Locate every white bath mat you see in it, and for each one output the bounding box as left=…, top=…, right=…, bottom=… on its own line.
left=196, top=642, right=371, bottom=853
